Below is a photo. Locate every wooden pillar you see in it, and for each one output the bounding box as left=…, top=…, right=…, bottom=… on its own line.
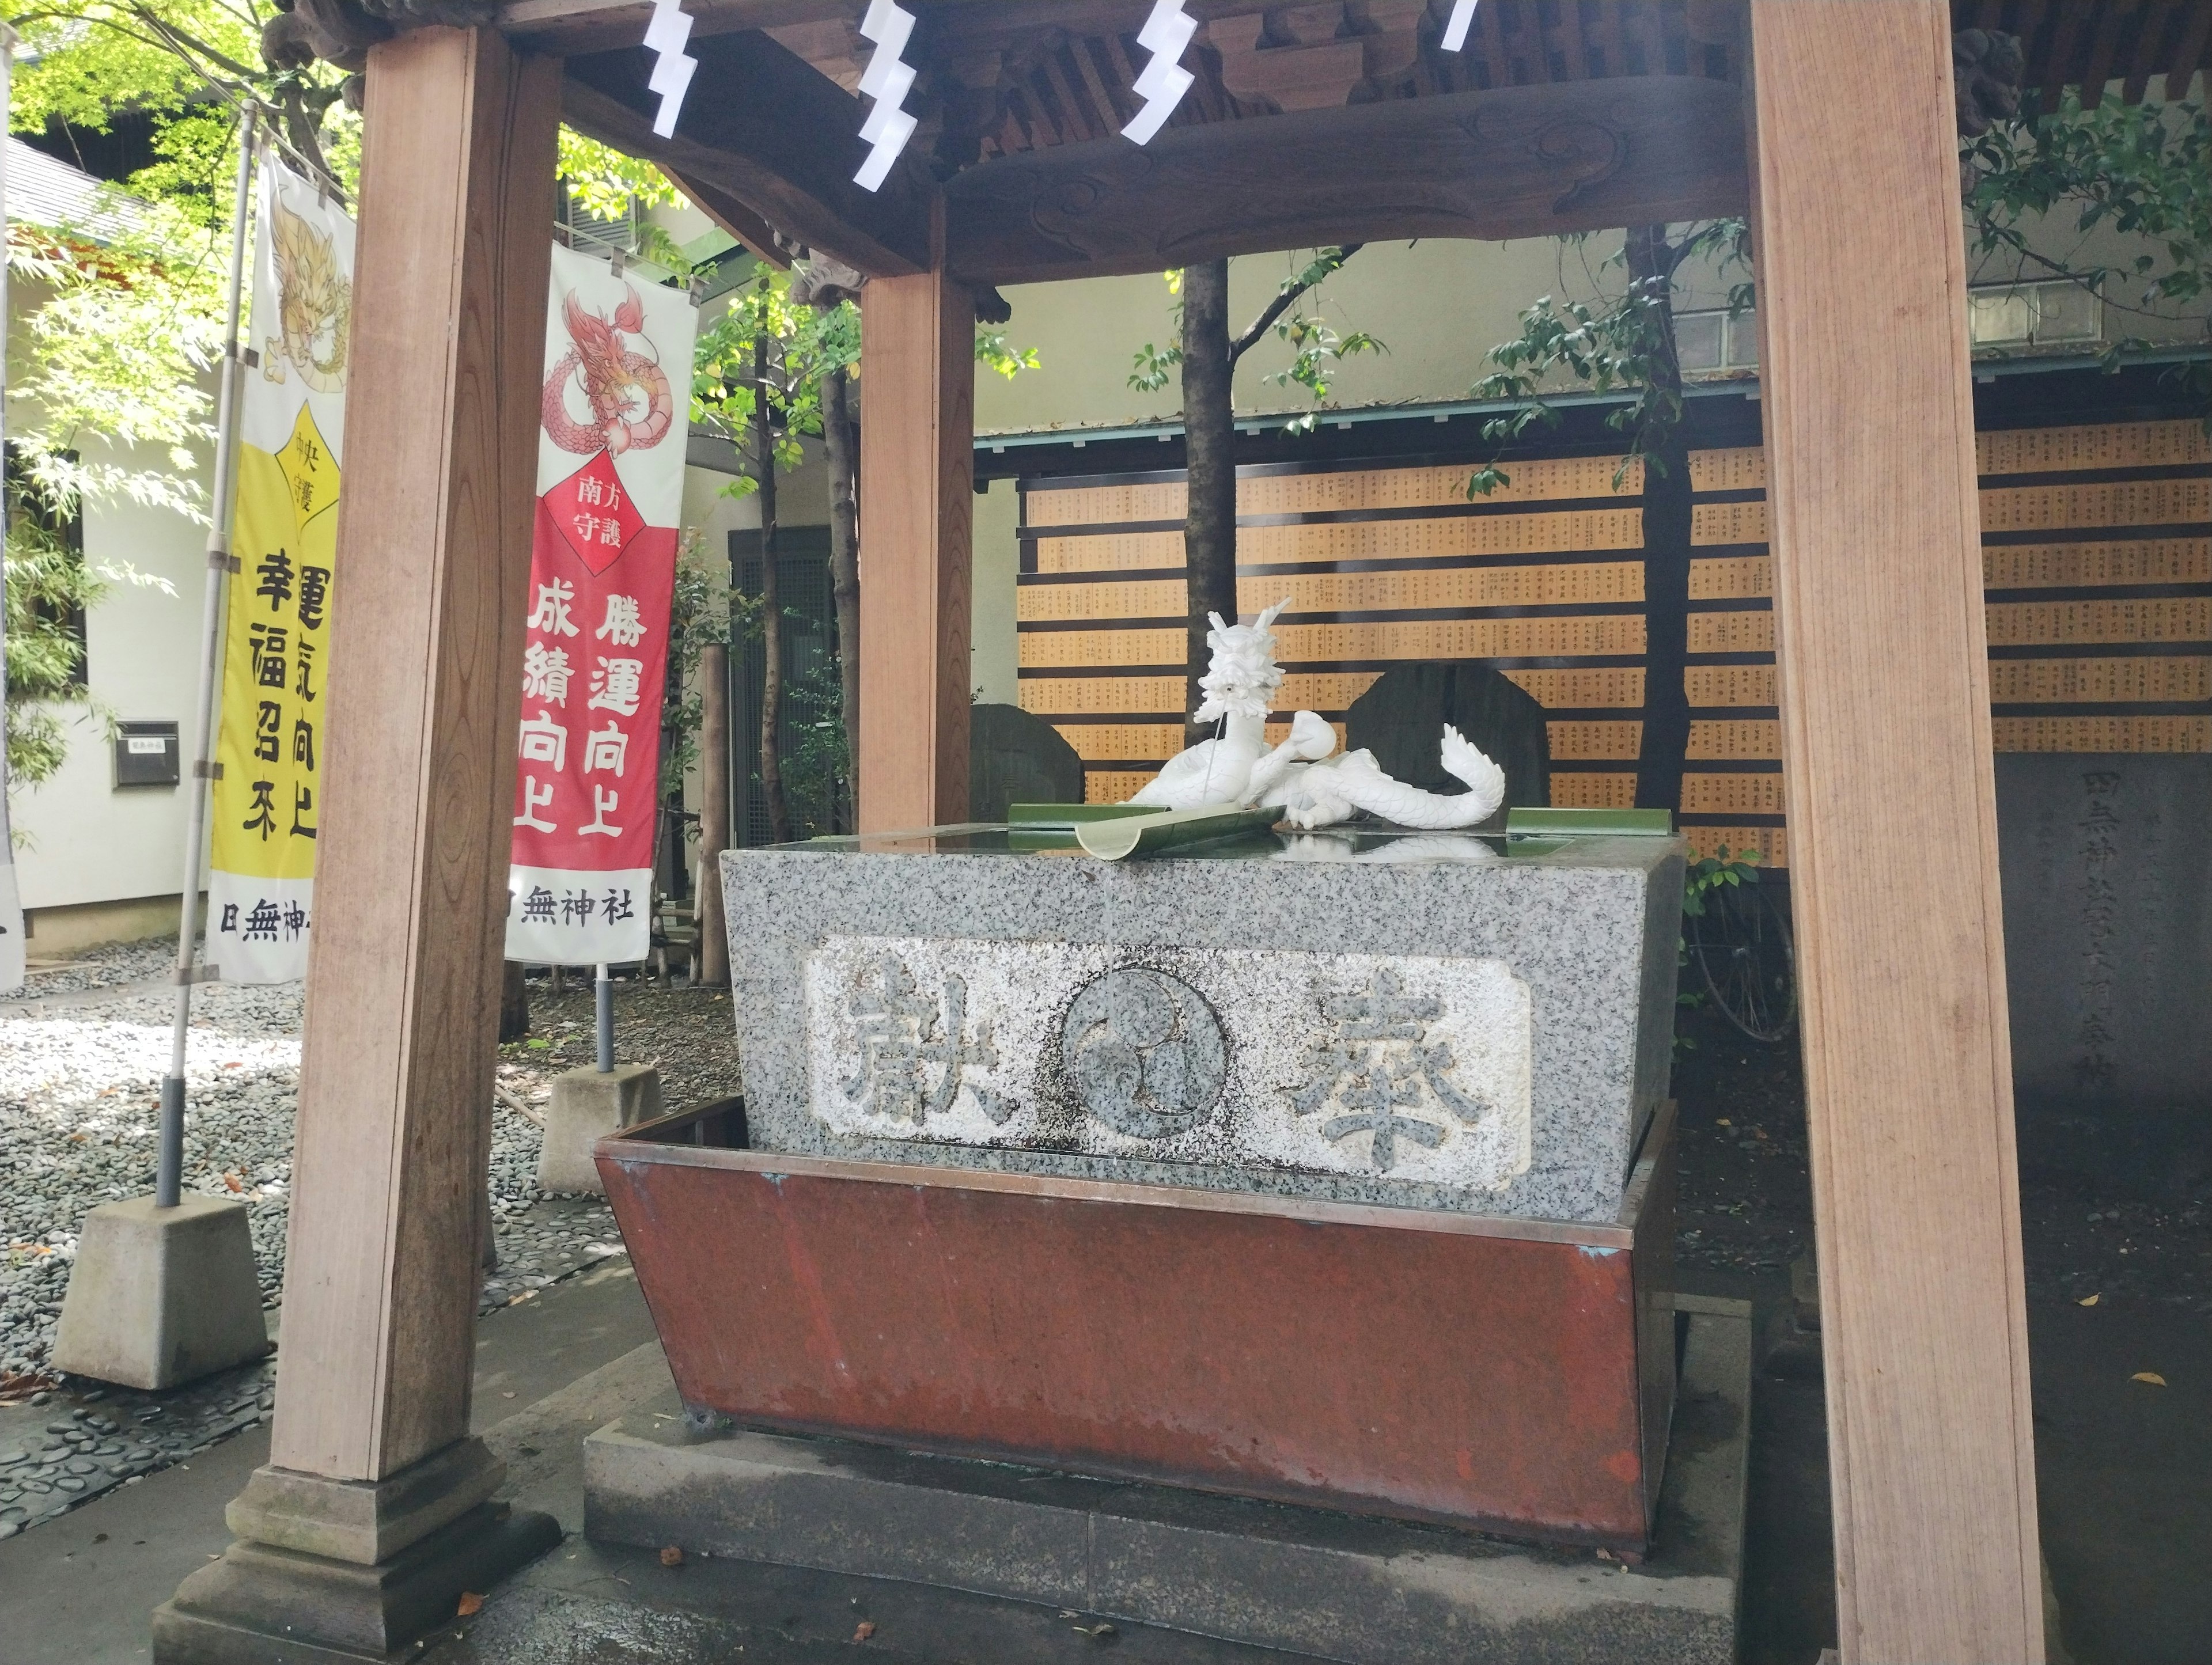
left=271, top=25, right=559, bottom=1484
left=1747, top=6, right=2043, bottom=1661
left=857, top=217, right=973, bottom=833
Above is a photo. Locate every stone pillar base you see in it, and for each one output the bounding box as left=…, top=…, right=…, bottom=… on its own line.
left=536, top=1063, right=661, bottom=1196
left=152, top=1501, right=559, bottom=1663
left=52, top=1195, right=270, bottom=1389
left=153, top=1438, right=558, bottom=1662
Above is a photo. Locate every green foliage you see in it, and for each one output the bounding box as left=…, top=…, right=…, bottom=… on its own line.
left=692, top=268, right=849, bottom=491
left=7, top=224, right=225, bottom=523
left=1672, top=844, right=1763, bottom=1052
left=1261, top=249, right=1389, bottom=433
left=1465, top=222, right=1748, bottom=498
left=1965, top=89, right=2210, bottom=313
left=3, top=217, right=206, bottom=796
left=5, top=527, right=101, bottom=791
left=12, top=1, right=354, bottom=198
left=1680, top=845, right=1764, bottom=920
left=1964, top=88, right=2210, bottom=420
left=1127, top=247, right=1386, bottom=423
left=975, top=328, right=1039, bottom=380
left=1128, top=336, right=1180, bottom=393
left=1268, top=316, right=1386, bottom=434
left=658, top=530, right=727, bottom=803
left=1128, top=266, right=1187, bottom=392
left=775, top=659, right=849, bottom=839
left=559, top=130, right=684, bottom=221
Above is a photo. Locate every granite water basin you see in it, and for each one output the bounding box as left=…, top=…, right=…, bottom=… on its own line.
left=721, top=825, right=1684, bottom=1223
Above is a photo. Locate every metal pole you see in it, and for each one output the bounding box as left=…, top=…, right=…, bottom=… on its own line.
left=0, top=28, right=21, bottom=994
left=158, top=110, right=258, bottom=1209
left=594, top=963, right=614, bottom=1072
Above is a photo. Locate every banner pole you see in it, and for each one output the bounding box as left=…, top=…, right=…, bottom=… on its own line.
left=595, top=962, right=614, bottom=1072
left=0, top=27, right=24, bottom=997
left=158, top=108, right=258, bottom=1211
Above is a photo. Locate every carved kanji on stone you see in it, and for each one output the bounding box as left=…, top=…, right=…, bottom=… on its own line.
left=843, top=953, right=1010, bottom=1127
left=1287, top=967, right=1489, bottom=1171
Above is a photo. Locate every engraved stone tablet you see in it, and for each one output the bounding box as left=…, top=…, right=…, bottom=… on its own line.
left=724, top=826, right=1683, bottom=1222
left=803, top=936, right=1533, bottom=1193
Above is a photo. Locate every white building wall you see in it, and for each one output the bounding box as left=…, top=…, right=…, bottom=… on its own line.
left=12, top=437, right=204, bottom=920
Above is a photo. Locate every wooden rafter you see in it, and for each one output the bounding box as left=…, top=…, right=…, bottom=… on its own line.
left=942, top=71, right=1748, bottom=286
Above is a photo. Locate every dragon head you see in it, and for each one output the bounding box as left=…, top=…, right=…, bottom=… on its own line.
left=562, top=285, right=654, bottom=437
left=1193, top=597, right=1290, bottom=725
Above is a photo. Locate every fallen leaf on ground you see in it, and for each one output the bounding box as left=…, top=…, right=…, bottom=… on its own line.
left=1072, top=1621, right=1117, bottom=1639
left=853, top=1621, right=876, bottom=1641
left=660, top=1545, right=685, bottom=1567
left=222, top=1173, right=243, bottom=1193
left=2077, top=1293, right=2099, bottom=1306
left=2131, top=1372, right=2167, bottom=1386
left=456, top=1592, right=484, bottom=1617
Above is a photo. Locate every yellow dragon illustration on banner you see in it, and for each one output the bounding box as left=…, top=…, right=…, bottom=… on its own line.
left=263, top=198, right=350, bottom=394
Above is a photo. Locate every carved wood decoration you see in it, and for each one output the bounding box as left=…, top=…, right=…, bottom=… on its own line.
left=943, top=73, right=1747, bottom=286
left=1207, top=1, right=1429, bottom=112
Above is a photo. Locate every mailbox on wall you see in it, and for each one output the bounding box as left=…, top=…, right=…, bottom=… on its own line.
left=114, top=720, right=181, bottom=788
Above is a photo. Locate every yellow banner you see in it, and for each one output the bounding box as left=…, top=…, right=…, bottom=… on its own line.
left=207, top=157, right=351, bottom=980
left=210, top=408, right=338, bottom=884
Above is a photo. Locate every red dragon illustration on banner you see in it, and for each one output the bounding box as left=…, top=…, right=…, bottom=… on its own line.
left=541, top=285, right=676, bottom=457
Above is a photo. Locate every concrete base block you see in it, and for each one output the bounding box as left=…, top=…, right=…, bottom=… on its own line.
left=152, top=1501, right=560, bottom=1663
left=537, top=1063, right=661, bottom=1196
left=226, top=1437, right=507, bottom=1565
left=52, top=1195, right=271, bottom=1390
left=584, top=1299, right=1752, bottom=1665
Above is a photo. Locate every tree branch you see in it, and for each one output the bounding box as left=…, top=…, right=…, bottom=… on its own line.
left=1229, top=242, right=1363, bottom=363
left=128, top=5, right=263, bottom=84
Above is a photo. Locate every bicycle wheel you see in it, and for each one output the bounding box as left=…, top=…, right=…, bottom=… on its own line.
left=1688, top=879, right=1798, bottom=1043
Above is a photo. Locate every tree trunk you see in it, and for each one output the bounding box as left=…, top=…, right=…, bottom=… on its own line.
left=752, top=336, right=791, bottom=844
left=1626, top=226, right=1694, bottom=820
left=1180, top=257, right=1239, bottom=748
left=824, top=365, right=861, bottom=833
left=498, top=960, right=529, bottom=1042
left=694, top=641, right=730, bottom=987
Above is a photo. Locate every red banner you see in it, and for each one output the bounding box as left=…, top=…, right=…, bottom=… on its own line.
left=507, top=246, right=696, bottom=965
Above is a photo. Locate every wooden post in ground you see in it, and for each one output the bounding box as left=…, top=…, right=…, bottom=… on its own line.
left=154, top=26, right=563, bottom=1661
left=1747, top=5, right=2043, bottom=1660
left=857, top=209, right=973, bottom=833
left=695, top=641, right=730, bottom=984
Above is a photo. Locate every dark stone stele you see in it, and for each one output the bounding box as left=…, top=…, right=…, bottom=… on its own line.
left=968, top=701, right=1085, bottom=819
left=1996, top=754, right=2212, bottom=1196
left=1344, top=661, right=1552, bottom=823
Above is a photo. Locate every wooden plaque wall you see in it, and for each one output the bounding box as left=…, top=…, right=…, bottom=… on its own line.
left=1014, top=418, right=2211, bottom=864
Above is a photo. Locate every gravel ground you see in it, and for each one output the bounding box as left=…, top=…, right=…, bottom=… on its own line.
left=0, top=958, right=729, bottom=1541
left=2, top=936, right=175, bottom=1003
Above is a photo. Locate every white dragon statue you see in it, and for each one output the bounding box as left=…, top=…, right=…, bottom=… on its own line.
left=1127, top=598, right=1508, bottom=830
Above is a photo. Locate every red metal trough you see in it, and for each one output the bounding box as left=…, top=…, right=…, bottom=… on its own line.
left=598, top=1101, right=1677, bottom=1552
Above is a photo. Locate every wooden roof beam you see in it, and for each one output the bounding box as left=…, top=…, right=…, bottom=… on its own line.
left=560, top=29, right=933, bottom=276
left=501, top=0, right=859, bottom=56
left=942, top=71, right=1749, bottom=287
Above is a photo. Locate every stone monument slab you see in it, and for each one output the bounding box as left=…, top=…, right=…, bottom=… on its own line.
left=1996, top=753, right=2212, bottom=1192
left=724, top=825, right=1683, bottom=1222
